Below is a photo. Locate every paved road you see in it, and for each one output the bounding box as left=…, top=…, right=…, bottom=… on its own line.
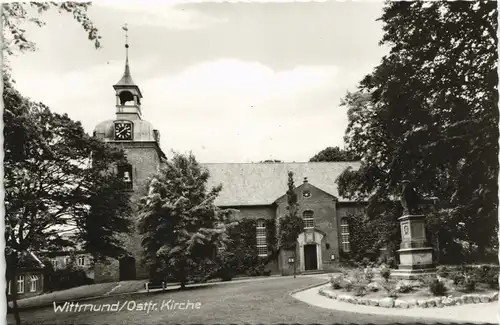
left=9, top=276, right=443, bottom=324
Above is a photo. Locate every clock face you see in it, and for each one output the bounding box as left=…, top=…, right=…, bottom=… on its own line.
left=115, top=123, right=132, bottom=140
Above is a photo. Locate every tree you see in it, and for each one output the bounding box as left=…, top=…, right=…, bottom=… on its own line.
left=338, top=1, right=498, bottom=260
left=4, top=75, right=132, bottom=325
left=2, top=2, right=101, bottom=55
left=277, top=171, right=304, bottom=277
left=137, top=152, right=235, bottom=289
left=309, top=146, right=359, bottom=162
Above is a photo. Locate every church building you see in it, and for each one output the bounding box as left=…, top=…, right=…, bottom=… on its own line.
left=92, top=40, right=365, bottom=283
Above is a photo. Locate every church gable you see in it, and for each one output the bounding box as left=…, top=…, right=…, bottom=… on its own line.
left=274, top=178, right=338, bottom=205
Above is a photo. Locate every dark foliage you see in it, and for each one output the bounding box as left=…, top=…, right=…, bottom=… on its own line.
left=337, top=2, right=498, bottom=262
left=429, top=278, right=448, bottom=296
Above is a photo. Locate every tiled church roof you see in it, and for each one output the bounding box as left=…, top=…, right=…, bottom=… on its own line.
left=201, top=161, right=360, bottom=206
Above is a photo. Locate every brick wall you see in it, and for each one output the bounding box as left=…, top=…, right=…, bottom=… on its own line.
left=276, top=181, right=340, bottom=273
left=226, top=205, right=276, bottom=221
left=94, top=142, right=162, bottom=282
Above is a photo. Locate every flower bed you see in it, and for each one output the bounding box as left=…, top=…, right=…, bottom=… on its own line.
left=320, top=265, right=499, bottom=309
left=319, top=285, right=498, bottom=308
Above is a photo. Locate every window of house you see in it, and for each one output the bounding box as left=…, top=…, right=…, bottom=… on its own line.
left=8, top=281, right=11, bottom=295
left=341, top=218, right=350, bottom=252
left=17, top=275, right=25, bottom=294
left=256, top=219, right=267, bottom=257
left=77, top=256, right=86, bottom=267
left=51, top=259, right=58, bottom=268
left=30, top=275, right=39, bottom=292
left=303, top=210, right=314, bottom=229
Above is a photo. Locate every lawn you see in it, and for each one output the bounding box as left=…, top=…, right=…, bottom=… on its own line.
left=12, top=280, right=146, bottom=309
left=7, top=275, right=445, bottom=325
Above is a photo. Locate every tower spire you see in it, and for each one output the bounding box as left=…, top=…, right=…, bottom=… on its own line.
left=124, top=23, right=129, bottom=74
left=115, top=23, right=136, bottom=86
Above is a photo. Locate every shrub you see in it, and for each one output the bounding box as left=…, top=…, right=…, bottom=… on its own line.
left=398, top=283, right=413, bottom=294
left=247, top=264, right=268, bottom=276
left=364, top=267, right=374, bottom=283
left=452, top=272, right=465, bottom=286
left=344, top=281, right=353, bottom=292
left=462, top=276, right=477, bottom=292
left=351, top=268, right=365, bottom=284
left=330, top=275, right=342, bottom=290
left=217, top=266, right=235, bottom=281
left=380, top=266, right=391, bottom=281
left=352, top=283, right=367, bottom=297
left=487, top=269, right=499, bottom=289
left=452, top=268, right=478, bottom=292
left=386, top=256, right=397, bottom=268
left=380, top=279, right=398, bottom=298
left=436, top=265, right=450, bottom=278
left=366, top=282, right=380, bottom=292
left=340, top=267, right=350, bottom=278
left=429, top=278, right=448, bottom=296
left=47, top=268, right=94, bottom=291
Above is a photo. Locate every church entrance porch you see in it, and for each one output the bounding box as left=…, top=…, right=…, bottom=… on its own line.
left=298, top=230, right=324, bottom=272
left=303, top=245, right=318, bottom=271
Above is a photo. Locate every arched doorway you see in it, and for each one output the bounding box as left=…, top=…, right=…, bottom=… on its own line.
left=119, top=256, right=136, bottom=281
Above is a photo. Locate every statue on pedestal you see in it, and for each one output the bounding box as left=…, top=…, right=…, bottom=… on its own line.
left=393, top=180, right=436, bottom=280
left=400, top=180, right=422, bottom=215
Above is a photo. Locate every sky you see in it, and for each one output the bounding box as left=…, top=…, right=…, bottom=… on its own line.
left=8, top=0, right=389, bottom=163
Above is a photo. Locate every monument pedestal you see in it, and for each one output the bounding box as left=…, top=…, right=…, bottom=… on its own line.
left=392, top=214, right=436, bottom=280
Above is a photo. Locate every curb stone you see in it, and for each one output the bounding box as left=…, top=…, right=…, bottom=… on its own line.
left=290, top=280, right=330, bottom=296
left=319, top=285, right=499, bottom=309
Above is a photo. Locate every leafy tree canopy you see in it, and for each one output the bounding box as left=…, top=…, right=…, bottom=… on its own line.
left=2, top=2, right=101, bottom=55
left=4, top=74, right=133, bottom=265
left=137, top=152, right=235, bottom=288
left=337, top=1, right=498, bottom=255
left=309, top=146, right=360, bottom=162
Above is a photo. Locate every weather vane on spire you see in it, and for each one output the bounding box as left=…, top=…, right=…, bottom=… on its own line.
left=122, top=23, right=129, bottom=49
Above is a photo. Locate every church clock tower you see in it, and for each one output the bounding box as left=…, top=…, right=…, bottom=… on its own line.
left=93, top=24, right=166, bottom=282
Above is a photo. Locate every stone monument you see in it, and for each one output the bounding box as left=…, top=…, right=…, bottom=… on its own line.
left=392, top=180, right=436, bottom=280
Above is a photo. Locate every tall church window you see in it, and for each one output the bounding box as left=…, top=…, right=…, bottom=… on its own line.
left=303, top=210, right=314, bottom=229
left=341, top=218, right=350, bottom=252
left=256, top=219, right=267, bottom=257
left=118, top=164, right=133, bottom=189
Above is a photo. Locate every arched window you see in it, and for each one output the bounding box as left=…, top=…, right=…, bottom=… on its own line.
left=256, top=219, right=267, bottom=257
left=303, top=210, right=314, bottom=229
left=119, top=91, right=134, bottom=105
left=341, top=218, right=350, bottom=252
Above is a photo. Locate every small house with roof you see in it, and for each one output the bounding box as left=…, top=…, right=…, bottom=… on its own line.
left=7, top=252, right=47, bottom=300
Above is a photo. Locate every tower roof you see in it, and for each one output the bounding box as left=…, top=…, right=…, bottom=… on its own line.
left=115, top=55, right=137, bottom=86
